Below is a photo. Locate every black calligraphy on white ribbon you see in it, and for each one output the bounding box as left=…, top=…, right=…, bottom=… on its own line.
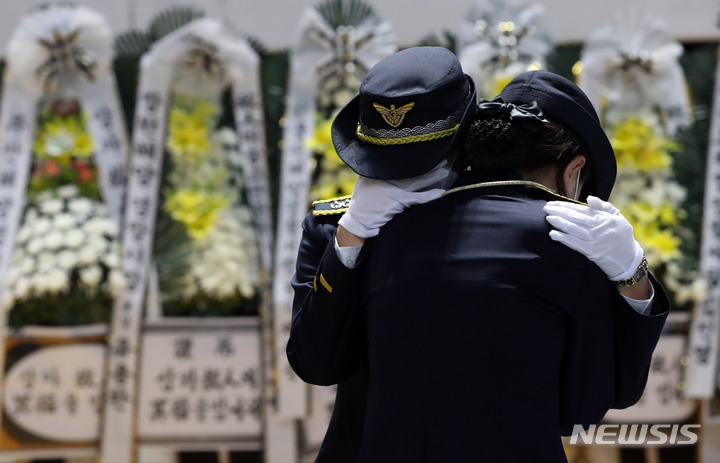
left=0, top=84, right=36, bottom=310
left=685, top=52, right=720, bottom=398
left=100, top=19, right=272, bottom=463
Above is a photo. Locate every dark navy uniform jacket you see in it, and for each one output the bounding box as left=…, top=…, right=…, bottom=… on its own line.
left=288, top=171, right=670, bottom=462
left=290, top=196, right=369, bottom=462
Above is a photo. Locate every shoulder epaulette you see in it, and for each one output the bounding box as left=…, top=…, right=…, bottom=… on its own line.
left=312, top=195, right=351, bottom=216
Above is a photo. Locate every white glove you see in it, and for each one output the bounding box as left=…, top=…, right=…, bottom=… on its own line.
left=338, top=157, right=457, bottom=238
left=543, top=195, right=644, bottom=281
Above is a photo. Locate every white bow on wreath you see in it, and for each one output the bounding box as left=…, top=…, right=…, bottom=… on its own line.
left=456, top=0, right=553, bottom=100
left=577, top=10, right=693, bottom=136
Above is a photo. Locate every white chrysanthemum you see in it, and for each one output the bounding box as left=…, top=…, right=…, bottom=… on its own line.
left=6, top=266, right=20, bottom=286
left=86, top=217, right=117, bottom=237
left=87, top=237, right=109, bottom=255
left=36, top=252, right=56, bottom=270
left=53, top=213, right=76, bottom=230
left=32, top=217, right=53, bottom=236
left=19, top=256, right=35, bottom=275
left=44, top=269, right=68, bottom=292
left=78, top=245, right=101, bottom=266
left=80, top=265, right=103, bottom=287
left=23, top=207, right=39, bottom=223
left=40, top=198, right=63, bottom=215
left=108, top=269, right=125, bottom=294
left=15, top=226, right=32, bottom=244
left=26, top=238, right=44, bottom=255
left=68, top=197, right=94, bottom=216
left=104, top=252, right=120, bottom=269
left=43, top=230, right=65, bottom=250
left=187, top=206, right=260, bottom=300
left=7, top=193, right=123, bottom=308
left=665, top=181, right=687, bottom=205
left=57, top=184, right=80, bottom=199
left=56, top=250, right=78, bottom=270
left=35, top=191, right=52, bottom=204
left=65, top=229, right=86, bottom=248
left=13, top=278, right=31, bottom=301
left=95, top=203, right=109, bottom=217
left=216, top=127, right=238, bottom=145
left=83, top=217, right=105, bottom=234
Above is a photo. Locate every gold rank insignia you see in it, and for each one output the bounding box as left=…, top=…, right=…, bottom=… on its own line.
left=312, top=195, right=351, bottom=216
left=373, top=102, right=415, bottom=127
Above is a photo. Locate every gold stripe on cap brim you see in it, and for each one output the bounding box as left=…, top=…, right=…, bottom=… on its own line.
left=357, top=124, right=459, bottom=145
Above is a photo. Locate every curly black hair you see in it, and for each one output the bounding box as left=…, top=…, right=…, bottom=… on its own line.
left=461, top=115, right=591, bottom=197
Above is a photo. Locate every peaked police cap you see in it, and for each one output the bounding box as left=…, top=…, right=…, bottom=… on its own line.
left=332, top=46, right=477, bottom=180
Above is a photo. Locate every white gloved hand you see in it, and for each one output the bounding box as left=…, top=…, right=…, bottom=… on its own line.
left=338, top=158, right=457, bottom=238
left=543, top=195, right=644, bottom=281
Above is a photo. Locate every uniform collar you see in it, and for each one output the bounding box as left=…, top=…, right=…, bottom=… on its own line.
left=447, top=170, right=585, bottom=205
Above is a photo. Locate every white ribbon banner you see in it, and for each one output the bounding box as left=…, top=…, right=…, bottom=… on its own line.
left=272, top=7, right=395, bottom=418
left=685, top=51, right=720, bottom=398
left=100, top=19, right=271, bottom=463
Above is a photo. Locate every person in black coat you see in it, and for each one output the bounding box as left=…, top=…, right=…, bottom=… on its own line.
left=289, top=61, right=670, bottom=462
left=290, top=46, right=478, bottom=462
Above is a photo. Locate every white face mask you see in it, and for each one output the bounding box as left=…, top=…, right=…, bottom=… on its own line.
left=573, top=167, right=582, bottom=201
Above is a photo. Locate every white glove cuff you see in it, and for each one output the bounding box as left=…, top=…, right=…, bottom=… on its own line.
left=610, top=241, right=645, bottom=281
left=338, top=211, right=381, bottom=239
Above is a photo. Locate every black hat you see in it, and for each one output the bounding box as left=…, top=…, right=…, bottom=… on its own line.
left=331, top=46, right=477, bottom=180
left=500, top=70, right=617, bottom=200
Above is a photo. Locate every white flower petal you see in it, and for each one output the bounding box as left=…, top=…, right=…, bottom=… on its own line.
left=80, top=265, right=103, bottom=287
left=65, top=229, right=86, bottom=248
left=57, top=184, right=79, bottom=199
left=40, top=198, right=63, bottom=215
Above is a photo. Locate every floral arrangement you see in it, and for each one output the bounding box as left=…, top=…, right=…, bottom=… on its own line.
left=301, top=0, right=396, bottom=204
left=306, top=72, right=361, bottom=204
left=606, top=112, right=706, bottom=308
left=30, top=100, right=100, bottom=199
left=154, top=92, right=261, bottom=316
left=4, top=100, right=124, bottom=326
left=456, top=0, right=553, bottom=100
left=307, top=113, right=357, bottom=201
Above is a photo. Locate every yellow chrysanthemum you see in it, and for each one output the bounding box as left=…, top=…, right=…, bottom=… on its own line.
left=637, top=227, right=681, bottom=261
left=164, top=189, right=229, bottom=241
left=490, top=74, right=515, bottom=100
left=191, top=100, right=217, bottom=121
left=166, top=107, right=212, bottom=160
left=309, top=167, right=357, bottom=202
left=658, top=200, right=682, bottom=226
left=609, top=116, right=678, bottom=171
left=623, top=200, right=659, bottom=225
left=34, top=112, right=94, bottom=159
left=74, top=132, right=94, bottom=157
left=307, top=116, right=344, bottom=166
left=624, top=200, right=682, bottom=263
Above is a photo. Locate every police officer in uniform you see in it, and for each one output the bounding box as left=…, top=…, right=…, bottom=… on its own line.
left=289, top=53, right=670, bottom=461
left=290, top=46, right=476, bottom=462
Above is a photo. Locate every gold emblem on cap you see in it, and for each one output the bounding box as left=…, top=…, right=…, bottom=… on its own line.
left=373, top=102, right=415, bottom=128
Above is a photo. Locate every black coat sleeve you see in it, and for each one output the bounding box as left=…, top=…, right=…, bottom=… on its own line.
left=559, top=267, right=670, bottom=435
left=286, top=211, right=366, bottom=386
left=611, top=273, right=670, bottom=408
